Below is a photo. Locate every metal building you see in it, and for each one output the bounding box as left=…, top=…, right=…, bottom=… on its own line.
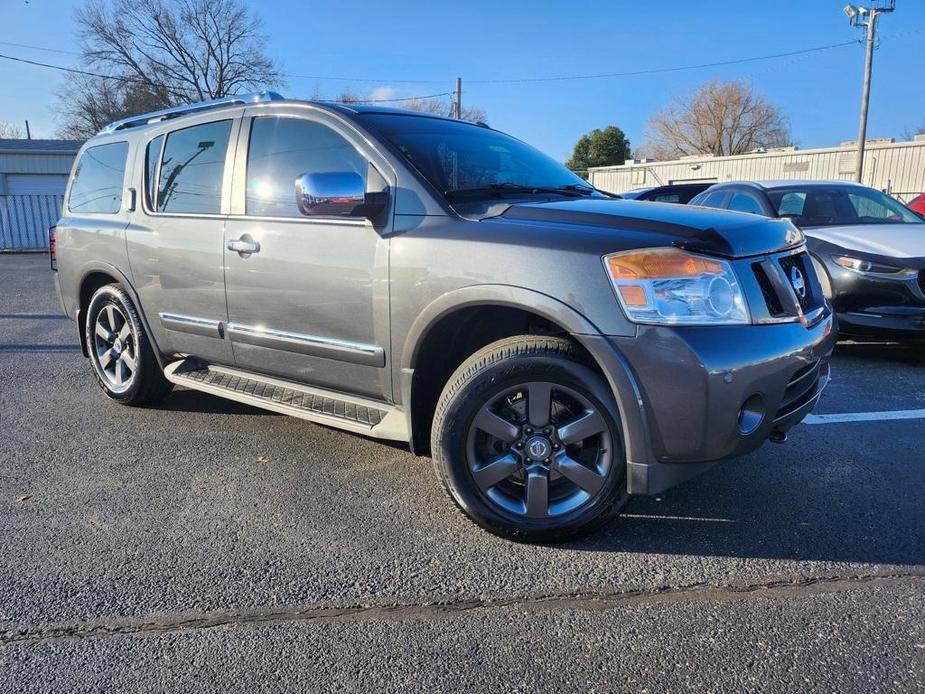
left=588, top=136, right=925, bottom=202
left=0, top=138, right=82, bottom=250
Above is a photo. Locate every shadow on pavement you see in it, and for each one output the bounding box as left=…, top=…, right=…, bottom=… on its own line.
left=159, top=388, right=278, bottom=416
left=567, top=453, right=925, bottom=566
left=834, top=340, right=925, bottom=366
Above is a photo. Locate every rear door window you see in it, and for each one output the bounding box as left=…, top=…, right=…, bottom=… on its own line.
left=728, top=192, right=765, bottom=215
left=144, top=135, right=164, bottom=211
left=698, top=191, right=728, bottom=209
left=68, top=141, right=128, bottom=214
left=157, top=120, right=232, bottom=214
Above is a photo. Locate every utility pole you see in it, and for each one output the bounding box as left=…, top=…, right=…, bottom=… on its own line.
left=844, top=2, right=895, bottom=183
left=24, top=120, right=31, bottom=140
left=453, top=77, right=462, bottom=119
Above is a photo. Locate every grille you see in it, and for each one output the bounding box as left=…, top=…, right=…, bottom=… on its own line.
left=752, top=262, right=785, bottom=316
left=778, top=252, right=815, bottom=313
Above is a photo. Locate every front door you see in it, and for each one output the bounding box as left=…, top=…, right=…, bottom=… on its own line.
left=126, top=116, right=240, bottom=364
left=222, top=109, right=392, bottom=401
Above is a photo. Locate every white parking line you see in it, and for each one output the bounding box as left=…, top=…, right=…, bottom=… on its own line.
left=623, top=514, right=737, bottom=524
left=804, top=409, right=925, bottom=424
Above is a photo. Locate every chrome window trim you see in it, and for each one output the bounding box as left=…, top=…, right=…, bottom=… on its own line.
left=226, top=322, right=385, bottom=368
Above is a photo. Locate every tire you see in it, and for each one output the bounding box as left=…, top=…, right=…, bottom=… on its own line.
left=432, top=335, right=628, bottom=542
left=84, top=283, right=173, bottom=406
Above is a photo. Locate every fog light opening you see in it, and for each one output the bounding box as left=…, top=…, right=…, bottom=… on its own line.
left=738, top=394, right=765, bottom=435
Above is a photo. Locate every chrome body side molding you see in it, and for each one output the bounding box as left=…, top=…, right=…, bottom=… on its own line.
left=159, top=312, right=223, bottom=338
left=226, top=323, right=385, bottom=367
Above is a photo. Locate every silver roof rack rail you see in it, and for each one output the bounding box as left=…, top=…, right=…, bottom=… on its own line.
left=97, top=91, right=285, bottom=135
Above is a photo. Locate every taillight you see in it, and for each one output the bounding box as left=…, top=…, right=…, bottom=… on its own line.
left=49, top=226, right=57, bottom=271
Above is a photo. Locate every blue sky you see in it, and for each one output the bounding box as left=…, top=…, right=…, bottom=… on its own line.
left=1, top=0, right=923, bottom=161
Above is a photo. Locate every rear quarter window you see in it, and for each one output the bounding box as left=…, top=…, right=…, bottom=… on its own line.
left=67, top=141, right=129, bottom=214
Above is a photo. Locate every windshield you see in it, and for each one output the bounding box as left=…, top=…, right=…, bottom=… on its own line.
left=767, top=186, right=922, bottom=227
left=360, top=114, right=592, bottom=198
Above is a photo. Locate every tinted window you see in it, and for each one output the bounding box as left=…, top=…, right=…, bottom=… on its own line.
left=145, top=135, right=164, bottom=211
left=699, top=191, right=728, bottom=208
left=728, top=192, right=764, bottom=215
left=650, top=193, right=681, bottom=204
left=766, top=186, right=922, bottom=227
left=246, top=117, right=367, bottom=217
left=157, top=120, right=232, bottom=214
left=361, top=114, right=589, bottom=196
left=68, top=141, right=128, bottom=214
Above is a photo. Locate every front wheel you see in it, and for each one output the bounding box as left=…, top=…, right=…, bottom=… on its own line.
left=432, top=336, right=628, bottom=542
left=84, top=284, right=173, bottom=406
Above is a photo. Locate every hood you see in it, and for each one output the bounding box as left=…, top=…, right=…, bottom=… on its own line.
left=805, top=224, right=925, bottom=260
left=499, top=198, right=803, bottom=259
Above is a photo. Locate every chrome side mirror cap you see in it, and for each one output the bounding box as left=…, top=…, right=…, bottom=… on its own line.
left=295, top=171, right=386, bottom=219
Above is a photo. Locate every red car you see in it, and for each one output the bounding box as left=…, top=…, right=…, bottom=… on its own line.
left=908, top=193, right=925, bottom=216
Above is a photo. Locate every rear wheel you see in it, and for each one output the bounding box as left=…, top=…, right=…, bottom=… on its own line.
left=432, top=336, right=627, bottom=542
left=84, top=284, right=172, bottom=405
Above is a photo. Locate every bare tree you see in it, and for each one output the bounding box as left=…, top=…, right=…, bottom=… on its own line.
left=0, top=122, right=25, bottom=139
left=641, top=80, right=791, bottom=160
left=58, top=0, right=281, bottom=137
left=58, top=76, right=171, bottom=138
left=333, top=91, right=487, bottom=123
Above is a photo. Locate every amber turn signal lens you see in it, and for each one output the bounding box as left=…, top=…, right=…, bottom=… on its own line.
left=618, top=285, right=647, bottom=306
left=606, top=249, right=725, bottom=280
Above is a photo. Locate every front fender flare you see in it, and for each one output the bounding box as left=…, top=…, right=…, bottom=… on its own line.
left=400, top=284, right=654, bottom=474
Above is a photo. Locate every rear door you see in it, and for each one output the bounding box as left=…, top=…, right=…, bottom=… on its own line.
left=126, top=113, right=241, bottom=364
left=222, top=106, right=393, bottom=401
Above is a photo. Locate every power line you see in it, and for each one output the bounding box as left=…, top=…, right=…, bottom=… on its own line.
left=0, top=40, right=80, bottom=55
left=328, top=92, right=453, bottom=103
left=466, top=40, right=862, bottom=84
left=2, top=38, right=865, bottom=87
left=0, top=52, right=450, bottom=103
left=0, top=52, right=136, bottom=81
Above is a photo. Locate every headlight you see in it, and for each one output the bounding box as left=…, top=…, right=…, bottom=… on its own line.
left=833, top=255, right=917, bottom=277
left=603, top=248, right=750, bottom=325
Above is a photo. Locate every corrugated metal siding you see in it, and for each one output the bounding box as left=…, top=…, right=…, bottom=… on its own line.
left=0, top=194, right=63, bottom=250
left=589, top=140, right=925, bottom=202
left=0, top=152, right=77, bottom=175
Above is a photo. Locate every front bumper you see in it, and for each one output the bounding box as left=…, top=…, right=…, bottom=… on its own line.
left=584, top=310, right=836, bottom=495
left=820, top=255, right=925, bottom=338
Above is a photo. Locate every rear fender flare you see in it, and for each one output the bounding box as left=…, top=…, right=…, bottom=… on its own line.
left=76, top=261, right=165, bottom=369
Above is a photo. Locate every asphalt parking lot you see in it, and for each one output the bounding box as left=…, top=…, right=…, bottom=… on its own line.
left=1, top=253, right=924, bottom=692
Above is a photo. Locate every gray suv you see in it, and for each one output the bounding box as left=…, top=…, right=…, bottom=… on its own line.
left=53, top=93, right=835, bottom=541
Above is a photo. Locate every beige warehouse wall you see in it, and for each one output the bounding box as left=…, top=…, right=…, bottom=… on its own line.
left=589, top=139, right=925, bottom=202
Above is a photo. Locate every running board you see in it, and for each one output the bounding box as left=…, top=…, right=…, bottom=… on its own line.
left=163, top=359, right=408, bottom=442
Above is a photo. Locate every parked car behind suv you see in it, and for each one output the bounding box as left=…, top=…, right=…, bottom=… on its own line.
left=620, top=182, right=713, bottom=204
left=53, top=94, right=835, bottom=541
left=690, top=180, right=925, bottom=339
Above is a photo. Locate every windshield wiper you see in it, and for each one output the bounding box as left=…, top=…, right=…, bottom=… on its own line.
left=445, top=182, right=599, bottom=199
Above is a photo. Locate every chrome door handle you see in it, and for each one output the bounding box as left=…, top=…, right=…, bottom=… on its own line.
left=227, top=238, right=260, bottom=255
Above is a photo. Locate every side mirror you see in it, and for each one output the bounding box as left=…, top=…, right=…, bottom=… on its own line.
left=295, top=171, right=387, bottom=219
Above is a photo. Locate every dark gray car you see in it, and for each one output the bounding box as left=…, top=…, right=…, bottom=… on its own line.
left=53, top=93, right=835, bottom=541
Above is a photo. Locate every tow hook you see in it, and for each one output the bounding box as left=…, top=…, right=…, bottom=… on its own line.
left=769, top=429, right=788, bottom=444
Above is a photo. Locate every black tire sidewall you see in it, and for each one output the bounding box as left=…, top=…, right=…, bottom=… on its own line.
left=434, top=347, right=627, bottom=541
left=84, top=285, right=148, bottom=403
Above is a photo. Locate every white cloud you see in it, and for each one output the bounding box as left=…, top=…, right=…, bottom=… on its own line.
left=367, top=85, right=397, bottom=103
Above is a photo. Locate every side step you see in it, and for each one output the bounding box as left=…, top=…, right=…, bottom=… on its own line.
left=164, top=359, right=408, bottom=442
